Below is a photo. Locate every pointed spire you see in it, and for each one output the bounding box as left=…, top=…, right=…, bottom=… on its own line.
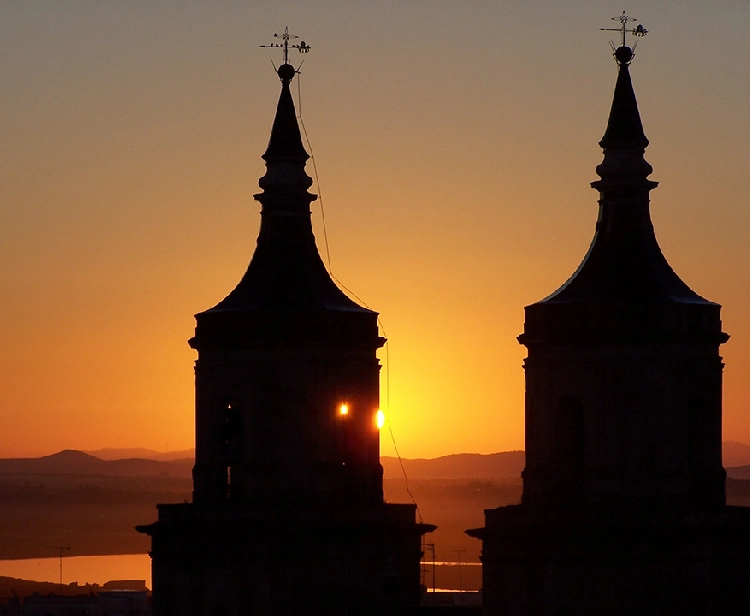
left=591, top=46, right=656, bottom=193
left=533, top=45, right=709, bottom=308
left=598, top=47, right=648, bottom=150
left=194, top=62, right=370, bottom=319
left=254, top=64, right=317, bottom=215
left=262, top=64, right=309, bottom=163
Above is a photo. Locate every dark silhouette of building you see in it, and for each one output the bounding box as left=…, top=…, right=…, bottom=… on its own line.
left=468, top=45, right=750, bottom=615
left=138, top=61, right=433, bottom=616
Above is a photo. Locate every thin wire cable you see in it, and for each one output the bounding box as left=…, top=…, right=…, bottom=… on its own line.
left=384, top=339, right=423, bottom=523
left=294, top=74, right=422, bottom=523
left=375, top=321, right=423, bottom=523
left=296, top=73, right=332, bottom=270
left=296, top=73, right=378, bottom=313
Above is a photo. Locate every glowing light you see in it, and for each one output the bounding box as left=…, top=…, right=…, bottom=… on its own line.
left=339, top=403, right=349, bottom=416
left=376, top=409, right=385, bottom=429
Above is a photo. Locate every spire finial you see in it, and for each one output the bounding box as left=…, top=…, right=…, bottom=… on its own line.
left=600, top=11, right=648, bottom=64
left=261, top=27, right=311, bottom=81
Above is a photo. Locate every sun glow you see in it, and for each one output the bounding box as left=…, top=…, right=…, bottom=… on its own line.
left=376, top=409, right=385, bottom=430
left=339, top=403, right=349, bottom=416
left=2, top=4, right=749, bottom=461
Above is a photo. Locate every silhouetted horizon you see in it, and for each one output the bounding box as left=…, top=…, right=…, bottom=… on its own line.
left=6, top=443, right=750, bottom=478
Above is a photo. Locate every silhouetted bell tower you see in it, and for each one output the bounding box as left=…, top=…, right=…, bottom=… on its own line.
left=190, top=59, right=384, bottom=510
left=470, top=28, right=750, bottom=616
left=139, top=39, right=433, bottom=616
left=519, top=42, right=727, bottom=511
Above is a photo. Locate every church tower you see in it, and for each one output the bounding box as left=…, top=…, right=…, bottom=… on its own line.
left=520, top=42, right=727, bottom=510
left=470, top=34, right=750, bottom=616
left=190, top=62, right=384, bottom=511
left=139, top=44, right=433, bottom=616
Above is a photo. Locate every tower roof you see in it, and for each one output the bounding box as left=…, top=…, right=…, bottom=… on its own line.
left=538, top=46, right=712, bottom=307
left=262, top=64, right=309, bottom=164
left=200, top=64, right=371, bottom=318
left=598, top=46, right=649, bottom=151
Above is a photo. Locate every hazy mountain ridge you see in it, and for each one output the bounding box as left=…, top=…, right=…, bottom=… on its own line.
left=381, top=451, right=525, bottom=480
left=0, top=450, right=192, bottom=478
left=2, top=447, right=750, bottom=563
left=722, top=441, right=750, bottom=468
left=86, top=447, right=196, bottom=461
left=2, top=445, right=750, bottom=479
left=0, top=576, right=102, bottom=598
left=0, top=449, right=525, bottom=481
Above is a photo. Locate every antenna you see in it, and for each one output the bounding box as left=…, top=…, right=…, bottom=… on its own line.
left=260, top=26, right=311, bottom=67
left=453, top=549, right=466, bottom=592
left=600, top=11, right=648, bottom=48
left=422, top=542, right=436, bottom=602
left=47, top=545, right=70, bottom=592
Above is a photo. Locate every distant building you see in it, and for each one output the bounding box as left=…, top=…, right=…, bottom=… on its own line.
left=138, top=59, right=434, bottom=615
left=469, top=44, right=750, bottom=615
left=101, top=580, right=148, bottom=592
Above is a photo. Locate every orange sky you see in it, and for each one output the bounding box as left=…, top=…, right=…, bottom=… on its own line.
left=2, top=2, right=749, bottom=459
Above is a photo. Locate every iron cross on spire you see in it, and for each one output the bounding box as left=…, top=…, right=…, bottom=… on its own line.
left=600, top=11, right=648, bottom=48
left=260, top=26, right=311, bottom=66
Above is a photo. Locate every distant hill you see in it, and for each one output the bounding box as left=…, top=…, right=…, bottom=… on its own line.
left=0, top=450, right=192, bottom=478
left=727, top=466, right=750, bottom=480
left=0, top=450, right=525, bottom=482
left=723, top=441, right=750, bottom=468
left=2, top=443, right=749, bottom=482
left=0, top=576, right=102, bottom=598
left=85, top=447, right=195, bottom=461
left=381, top=451, right=525, bottom=481
left=2, top=447, right=750, bottom=566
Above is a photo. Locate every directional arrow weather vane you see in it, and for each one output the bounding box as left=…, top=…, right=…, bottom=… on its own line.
left=601, top=11, right=648, bottom=49
left=260, top=26, right=311, bottom=66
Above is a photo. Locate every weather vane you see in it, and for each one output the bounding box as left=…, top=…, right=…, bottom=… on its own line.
left=260, top=27, right=311, bottom=66
left=601, top=11, right=648, bottom=49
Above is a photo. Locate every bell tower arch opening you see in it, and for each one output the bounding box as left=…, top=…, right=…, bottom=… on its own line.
left=217, top=399, right=244, bottom=502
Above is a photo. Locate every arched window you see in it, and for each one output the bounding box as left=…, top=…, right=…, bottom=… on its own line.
left=217, top=400, right=244, bottom=500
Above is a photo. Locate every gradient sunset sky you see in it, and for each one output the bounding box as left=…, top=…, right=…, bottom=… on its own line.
left=2, top=1, right=749, bottom=459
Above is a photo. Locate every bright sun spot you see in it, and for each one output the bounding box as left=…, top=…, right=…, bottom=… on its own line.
left=376, top=409, right=385, bottom=429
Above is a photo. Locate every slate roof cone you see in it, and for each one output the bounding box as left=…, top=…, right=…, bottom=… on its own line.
left=192, top=63, right=374, bottom=350
left=520, top=45, right=727, bottom=346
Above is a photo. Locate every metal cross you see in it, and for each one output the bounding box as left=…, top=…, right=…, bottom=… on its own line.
left=600, top=11, right=648, bottom=48
left=260, top=27, right=311, bottom=65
